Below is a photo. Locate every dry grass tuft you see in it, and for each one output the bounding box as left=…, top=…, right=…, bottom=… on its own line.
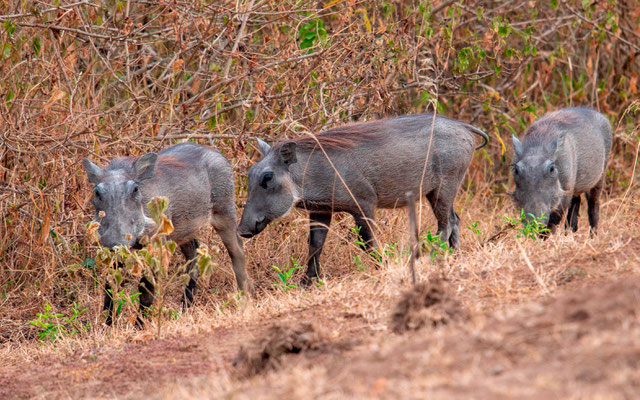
left=390, top=275, right=468, bottom=333
left=233, top=322, right=330, bottom=378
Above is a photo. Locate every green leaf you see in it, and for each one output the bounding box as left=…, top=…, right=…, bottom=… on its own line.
left=3, top=21, right=15, bottom=35
left=198, top=254, right=212, bottom=275
left=550, top=0, right=558, bottom=9
left=67, top=263, right=82, bottom=273
left=113, top=270, right=123, bottom=285
left=147, top=196, right=169, bottom=224
left=2, top=44, right=11, bottom=59
left=32, top=37, right=41, bottom=56
left=5, top=90, right=14, bottom=106
left=179, top=273, right=191, bottom=285
left=297, top=18, right=325, bottom=51
left=165, top=240, right=177, bottom=254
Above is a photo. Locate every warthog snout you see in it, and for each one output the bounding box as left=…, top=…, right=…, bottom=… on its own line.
left=238, top=215, right=269, bottom=238
left=98, top=230, right=135, bottom=249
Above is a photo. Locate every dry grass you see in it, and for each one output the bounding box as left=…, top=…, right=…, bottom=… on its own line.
left=2, top=190, right=640, bottom=398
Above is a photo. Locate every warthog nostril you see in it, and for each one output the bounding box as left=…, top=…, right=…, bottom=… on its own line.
left=247, top=217, right=269, bottom=237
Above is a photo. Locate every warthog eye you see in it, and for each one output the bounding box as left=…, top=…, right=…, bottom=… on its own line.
left=260, top=171, right=274, bottom=188
left=546, top=162, right=557, bottom=176
left=131, top=183, right=140, bottom=198
left=511, top=163, right=519, bottom=176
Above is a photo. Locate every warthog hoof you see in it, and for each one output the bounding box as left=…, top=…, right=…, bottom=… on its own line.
left=300, top=275, right=318, bottom=289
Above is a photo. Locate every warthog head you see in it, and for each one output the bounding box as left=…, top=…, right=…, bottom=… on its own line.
left=239, top=138, right=300, bottom=238
left=512, top=133, right=566, bottom=225
left=82, top=154, right=158, bottom=248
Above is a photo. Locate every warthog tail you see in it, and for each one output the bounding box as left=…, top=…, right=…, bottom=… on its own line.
left=465, top=125, right=490, bottom=150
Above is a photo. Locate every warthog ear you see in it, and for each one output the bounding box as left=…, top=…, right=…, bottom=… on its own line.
left=512, top=135, right=523, bottom=159
left=133, top=153, right=158, bottom=181
left=546, top=133, right=565, bottom=158
left=278, top=142, right=297, bottom=166
left=82, top=158, right=104, bottom=184
left=255, top=137, right=272, bottom=156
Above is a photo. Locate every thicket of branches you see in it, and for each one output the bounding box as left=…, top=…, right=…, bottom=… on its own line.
left=1, top=0, right=639, bottom=322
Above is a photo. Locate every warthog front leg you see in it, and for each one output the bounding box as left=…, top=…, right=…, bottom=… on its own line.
left=136, top=275, right=155, bottom=327
left=302, top=212, right=332, bottom=288
left=103, top=281, right=115, bottom=326
left=101, top=262, right=152, bottom=327
left=180, top=239, right=200, bottom=308
left=547, top=195, right=571, bottom=235
left=103, top=261, right=126, bottom=326
left=565, top=195, right=581, bottom=232
left=214, top=214, right=253, bottom=296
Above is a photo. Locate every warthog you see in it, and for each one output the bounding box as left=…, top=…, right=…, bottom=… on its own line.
left=238, top=114, right=489, bottom=285
left=82, top=143, right=251, bottom=325
left=511, top=107, right=612, bottom=233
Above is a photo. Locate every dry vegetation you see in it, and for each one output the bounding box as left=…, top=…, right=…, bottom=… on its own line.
left=1, top=0, right=640, bottom=398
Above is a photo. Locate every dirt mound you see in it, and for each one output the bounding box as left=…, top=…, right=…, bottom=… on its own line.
left=233, top=323, right=333, bottom=378
left=390, top=277, right=468, bottom=334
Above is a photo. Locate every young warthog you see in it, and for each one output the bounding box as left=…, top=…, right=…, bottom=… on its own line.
left=511, top=107, right=612, bottom=233
left=238, top=114, right=488, bottom=285
left=82, top=143, right=251, bottom=325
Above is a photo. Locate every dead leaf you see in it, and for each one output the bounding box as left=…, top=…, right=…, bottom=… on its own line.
left=63, top=41, right=76, bottom=75
left=44, top=87, right=66, bottom=112
left=38, top=209, right=51, bottom=246
left=629, top=73, right=638, bottom=95
left=158, top=216, right=174, bottom=235
left=172, top=59, right=184, bottom=74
